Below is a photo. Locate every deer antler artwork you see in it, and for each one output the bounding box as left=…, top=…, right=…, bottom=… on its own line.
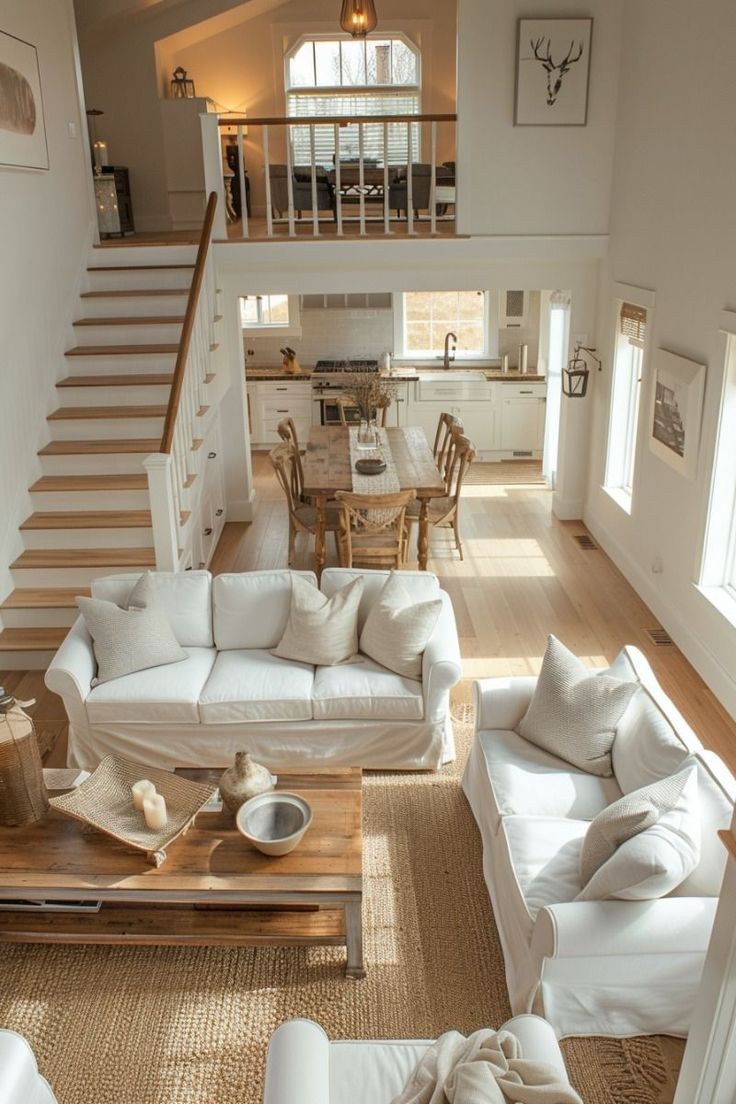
left=530, top=36, right=585, bottom=105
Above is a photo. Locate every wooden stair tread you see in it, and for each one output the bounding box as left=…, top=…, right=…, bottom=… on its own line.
left=11, top=548, right=156, bottom=569
left=74, top=316, right=185, bottom=326
left=48, top=405, right=166, bottom=420
left=80, top=289, right=189, bottom=298
left=87, top=264, right=194, bottom=272
left=65, top=345, right=179, bottom=356
left=1, top=588, right=89, bottom=609
left=39, top=439, right=159, bottom=456
left=58, top=374, right=174, bottom=388
left=31, top=474, right=148, bottom=491
left=21, top=511, right=152, bottom=530
left=0, top=628, right=69, bottom=651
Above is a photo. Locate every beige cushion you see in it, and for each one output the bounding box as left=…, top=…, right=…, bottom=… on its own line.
left=518, top=635, right=637, bottom=777
left=577, top=761, right=700, bottom=901
left=273, top=574, right=363, bottom=666
left=78, top=573, right=187, bottom=685
left=359, top=573, right=442, bottom=678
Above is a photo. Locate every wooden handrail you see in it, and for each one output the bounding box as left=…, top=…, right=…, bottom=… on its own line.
left=160, top=191, right=218, bottom=454
left=218, top=112, right=457, bottom=127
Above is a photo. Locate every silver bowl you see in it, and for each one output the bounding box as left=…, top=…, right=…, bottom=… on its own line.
left=236, top=791, right=313, bottom=856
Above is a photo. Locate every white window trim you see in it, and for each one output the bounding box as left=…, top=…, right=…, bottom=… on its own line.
left=392, top=291, right=496, bottom=362
left=284, top=32, right=422, bottom=94
left=240, top=294, right=302, bottom=338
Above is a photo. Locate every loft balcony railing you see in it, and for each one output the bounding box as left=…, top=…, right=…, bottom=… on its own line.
left=201, top=112, right=457, bottom=241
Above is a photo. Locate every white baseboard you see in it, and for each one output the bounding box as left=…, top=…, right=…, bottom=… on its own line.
left=552, top=493, right=583, bottom=520
left=584, top=505, right=736, bottom=721
left=227, top=489, right=256, bottom=523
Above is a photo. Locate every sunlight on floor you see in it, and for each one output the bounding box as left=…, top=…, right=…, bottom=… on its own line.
left=363, top=831, right=400, bottom=965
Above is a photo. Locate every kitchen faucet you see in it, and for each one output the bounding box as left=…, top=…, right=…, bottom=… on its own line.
left=443, top=331, right=457, bottom=370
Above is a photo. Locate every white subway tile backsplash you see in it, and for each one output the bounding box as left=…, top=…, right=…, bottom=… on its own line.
left=244, top=308, right=394, bottom=368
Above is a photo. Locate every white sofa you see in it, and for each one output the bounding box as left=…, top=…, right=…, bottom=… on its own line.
left=263, top=1016, right=573, bottom=1104
left=462, top=645, right=736, bottom=1038
left=46, top=568, right=462, bottom=772
left=0, top=1030, right=56, bottom=1104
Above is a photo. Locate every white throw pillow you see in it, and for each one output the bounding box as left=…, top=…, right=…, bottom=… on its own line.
left=359, top=573, right=442, bottom=679
left=273, top=574, right=363, bottom=666
left=77, top=572, right=187, bottom=685
left=577, top=761, right=700, bottom=901
left=517, top=635, right=637, bottom=777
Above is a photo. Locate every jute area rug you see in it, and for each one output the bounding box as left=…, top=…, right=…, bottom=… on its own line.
left=0, top=712, right=682, bottom=1103
left=464, top=460, right=545, bottom=485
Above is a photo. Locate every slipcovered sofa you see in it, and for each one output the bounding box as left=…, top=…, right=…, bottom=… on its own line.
left=263, top=1016, right=573, bottom=1104
left=0, top=1030, right=56, bottom=1104
left=462, top=645, right=736, bottom=1038
left=46, top=568, right=461, bottom=772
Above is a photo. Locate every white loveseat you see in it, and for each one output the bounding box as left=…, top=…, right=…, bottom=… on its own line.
left=263, top=1016, right=573, bottom=1104
left=462, top=645, right=736, bottom=1038
left=46, top=568, right=462, bottom=772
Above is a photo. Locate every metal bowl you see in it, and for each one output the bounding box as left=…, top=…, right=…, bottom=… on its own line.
left=235, top=792, right=313, bottom=856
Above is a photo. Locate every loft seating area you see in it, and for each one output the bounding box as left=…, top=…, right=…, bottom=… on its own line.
left=2, top=1, right=736, bottom=1103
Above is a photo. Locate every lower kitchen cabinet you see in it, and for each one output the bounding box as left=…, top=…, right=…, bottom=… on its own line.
left=405, top=380, right=546, bottom=459
left=248, top=380, right=313, bottom=448
left=499, top=388, right=546, bottom=455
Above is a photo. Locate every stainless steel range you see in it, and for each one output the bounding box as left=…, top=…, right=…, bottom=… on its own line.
left=312, top=359, right=379, bottom=426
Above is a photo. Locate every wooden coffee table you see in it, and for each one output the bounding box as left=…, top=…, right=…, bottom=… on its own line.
left=0, top=767, right=365, bottom=979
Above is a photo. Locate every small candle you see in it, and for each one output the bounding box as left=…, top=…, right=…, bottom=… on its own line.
left=132, top=779, right=156, bottom=811
left=143, top=793, right=168, bottom=831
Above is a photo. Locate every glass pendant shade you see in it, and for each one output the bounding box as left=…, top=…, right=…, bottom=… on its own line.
left=340, top=0, right=378, bottom=37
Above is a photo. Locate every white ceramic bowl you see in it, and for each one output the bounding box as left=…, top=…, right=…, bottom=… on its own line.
left=236, top=791, right=313, bottom=857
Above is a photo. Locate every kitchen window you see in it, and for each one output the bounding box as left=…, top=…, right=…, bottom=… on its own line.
left=395, top=291, right=492, bottom=359
left=604, top=297, right=650, bottom=510
left=240, top=295, right=301, bottom=336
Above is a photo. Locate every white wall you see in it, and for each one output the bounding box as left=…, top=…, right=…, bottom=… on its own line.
left=0, top=0, right=94, bottom=604
left=584, top=0, right=736, bottom=718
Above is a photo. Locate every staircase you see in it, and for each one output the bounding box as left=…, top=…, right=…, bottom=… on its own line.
left=0, top=242, right=218, bottom=669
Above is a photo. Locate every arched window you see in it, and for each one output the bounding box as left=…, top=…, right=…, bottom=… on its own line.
left=285, top=35, right=421, bottom=165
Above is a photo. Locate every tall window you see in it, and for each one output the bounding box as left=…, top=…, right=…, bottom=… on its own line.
left=397, top=292, right=490, bottom=358
left=604, top=301, right=648, bottom=505
left=700, top=331, right=736, bottom=612
left=285, top=35, right=420, bottom=165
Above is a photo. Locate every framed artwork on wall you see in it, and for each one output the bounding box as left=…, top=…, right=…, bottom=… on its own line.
left=0, top=29, right=49, bottom=170
left=648, top=348, right=706, bottom=480
left=515, top=18, right=593, bottom=126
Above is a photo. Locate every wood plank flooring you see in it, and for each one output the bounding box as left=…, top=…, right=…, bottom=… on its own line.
left=3, top=451, right=735, bottom=773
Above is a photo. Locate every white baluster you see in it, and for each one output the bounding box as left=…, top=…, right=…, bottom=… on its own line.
left=358, top=123, right=366, bottom=236
left=406, top=122, right=414, bottom=236
left=237, top=126, right=248, bottom=239
left=309, top=125, right=319, bottom=237
left=144, top=454, right=179, bottom=572
left=383, top=121, right=390, bottom=235
left=263, top=124, right=274, bottom=238
left=285, top=125, right=296, bottom=237
left=430, top=121, right=437, bottom=235
left=334, top=124, right=343, bottom=236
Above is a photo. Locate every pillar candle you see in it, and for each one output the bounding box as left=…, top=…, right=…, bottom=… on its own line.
left=132, top=779, right=156, bottom=811
left=143, top=793, right=168, bottom=831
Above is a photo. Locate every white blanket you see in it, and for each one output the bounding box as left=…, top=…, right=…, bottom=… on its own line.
left=390, top=1029, right=583, bottom=1104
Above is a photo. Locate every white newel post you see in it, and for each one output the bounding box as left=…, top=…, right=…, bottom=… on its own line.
left=673, top=811, right=736, bottom=1104
left=199, top=114, right=227, bottom=240
left=144, top=453, right=180, bottom=571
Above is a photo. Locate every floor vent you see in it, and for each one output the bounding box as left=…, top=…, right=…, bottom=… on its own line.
left=646, top=627, right=674, bottom=647
left=574, top=534, right=598, bottom=550
left=512, top=450, right=534, bottom=458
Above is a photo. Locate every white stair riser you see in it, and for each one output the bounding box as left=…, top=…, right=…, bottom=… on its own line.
left=80, top=293, right=189, bottom=319
left=22, top=527, right=153, bottom=550
left=89, top=245, right=196, bottom=267
left=30, top=489, right=149, bottom=510
left=49, top=417, right=164, bottom=441
left=57, top=384, right=172, bottom=406
left=39, top=453, right=150, bottom=476
left=0, top=650, right=57, bottom=671
left=2, top=608, right=78, bottom=629
left=87, top=268, right=192, bottom=292
left=65, top=353, right=177, bottom=373
left=12, top=565, right=154, bottom=586
left=73, top=322, right=183, bottom=344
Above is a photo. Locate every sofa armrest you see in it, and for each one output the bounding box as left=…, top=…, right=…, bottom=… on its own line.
left=473, top=677, right=537, bottom=733
left=263, top=1019, right=330, bottom=1104
left=499, top=1015, right=568, bottom=1073
left=44, top=616, right=95, bottom=706
left=532, top=898, right=718, bottom=962
left=423, top=591, right=462, bottom=722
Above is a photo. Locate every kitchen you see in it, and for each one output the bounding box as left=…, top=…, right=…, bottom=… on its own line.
left=243, top=290, right=565, bottom=476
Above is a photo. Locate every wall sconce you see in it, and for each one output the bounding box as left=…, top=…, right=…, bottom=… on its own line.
left=340, top=0, right=378, bottom=38
left=170, top=66, right=196, bottom=99
left=562, top=342, right=602, bottom=398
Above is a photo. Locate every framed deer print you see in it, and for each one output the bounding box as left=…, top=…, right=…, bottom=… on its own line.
left=515, top=18, right=593, bottom=126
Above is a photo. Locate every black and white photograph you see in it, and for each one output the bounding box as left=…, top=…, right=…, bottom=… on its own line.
left=649, top=348, right=705, bottom=479
left=514, top=18, right=593, bottom=126
left=0, top=29, right=48, bottom=170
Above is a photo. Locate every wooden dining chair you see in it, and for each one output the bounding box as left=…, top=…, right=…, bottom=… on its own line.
left=276, top=417, right=306, bottom=502
left=269, top=444, right=342, bottom=567
left=334, top=489, right=415, bottom=570
left=432, top=412, right=464, bottom=490
left=336, top=398, right=389, bottom=428
left=406, top=433, right=476, bottom=560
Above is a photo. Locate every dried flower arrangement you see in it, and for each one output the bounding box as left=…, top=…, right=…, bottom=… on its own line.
left=343, top=372, right=398, bottom=422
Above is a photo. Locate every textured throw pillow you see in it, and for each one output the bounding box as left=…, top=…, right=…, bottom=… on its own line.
left=77, top=572, right=187, bottom=685
left=577, top=760, right=700, bottom=901
left=273, top=574, right=363, bottom=666
left=359, top=573, right=443, bottom=679
left=517, top=635, right=637, bottom=777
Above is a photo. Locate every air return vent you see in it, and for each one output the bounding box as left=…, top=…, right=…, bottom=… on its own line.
left=646, top=627, right=674, bottom=647
left=574, top=534, right=598, bottom=550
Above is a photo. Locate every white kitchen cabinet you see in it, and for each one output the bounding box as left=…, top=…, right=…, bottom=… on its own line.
left=499, top=384, right=546, bottom=455
left=385, top=381, right=408, bottom=426
left=406, top=393, right=496, bottom=454
left=248, top=379, right=313, bottom=448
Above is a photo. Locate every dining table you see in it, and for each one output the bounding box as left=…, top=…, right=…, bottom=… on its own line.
left=302, top=425, right=445, bottom=576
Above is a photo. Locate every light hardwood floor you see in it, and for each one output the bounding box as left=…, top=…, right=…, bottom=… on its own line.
left=5, top=452, right=736, bottom=772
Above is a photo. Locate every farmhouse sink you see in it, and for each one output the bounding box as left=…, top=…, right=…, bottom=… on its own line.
left=416, top=370, right=487, bottom=382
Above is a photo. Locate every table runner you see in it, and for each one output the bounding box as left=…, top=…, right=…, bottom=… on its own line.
left=348, top=426, right=400, bottom=494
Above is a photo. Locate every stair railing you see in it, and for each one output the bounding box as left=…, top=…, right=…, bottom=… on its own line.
left=144, top=191, right=218, bottom=570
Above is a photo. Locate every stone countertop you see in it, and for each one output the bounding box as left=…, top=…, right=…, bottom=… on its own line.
left=245, top=366, right=546, bottom=383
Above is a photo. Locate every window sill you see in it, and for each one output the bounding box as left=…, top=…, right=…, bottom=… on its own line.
left=602, top=485, right=633, bottom=515
left=695, top=584, right=736, bottom=631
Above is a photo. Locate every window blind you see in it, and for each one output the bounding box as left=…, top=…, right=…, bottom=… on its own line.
left=286, top=91, right=420, bottom=166
left=620, top=302, right=647, bottom=346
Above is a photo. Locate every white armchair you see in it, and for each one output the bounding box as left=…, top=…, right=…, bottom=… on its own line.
left=0, top=1031, right=56, bottom=1104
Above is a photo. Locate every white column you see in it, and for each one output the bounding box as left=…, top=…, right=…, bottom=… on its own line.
left=199, top=113, right=227, bottom=239
left=143, top=453, right=180, bottom=571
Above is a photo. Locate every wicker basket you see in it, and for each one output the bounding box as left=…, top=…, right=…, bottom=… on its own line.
left=0, top=692, right=49, bottom=826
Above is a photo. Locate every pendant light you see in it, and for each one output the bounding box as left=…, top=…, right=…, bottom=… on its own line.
left=340, top=0, right=378, bottom=38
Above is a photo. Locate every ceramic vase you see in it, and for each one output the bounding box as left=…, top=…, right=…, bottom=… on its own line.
left=219, top=751, right=274, bottom=815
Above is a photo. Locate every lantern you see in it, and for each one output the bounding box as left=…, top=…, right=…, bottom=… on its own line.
left=562, top=343, right=602, bottom=399
left=339, top=0, right=378, bottom=38
left=170, top=66, right=196, bottom=99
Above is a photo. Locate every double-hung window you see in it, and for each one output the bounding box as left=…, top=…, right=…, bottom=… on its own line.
left=604, top=300, right=649, bottom=507
left=395, top=291, right=493, bottom=359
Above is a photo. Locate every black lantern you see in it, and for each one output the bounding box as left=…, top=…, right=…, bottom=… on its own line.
left=170, top=66, right=195, bottom=99
left=339, top=0, right=378, bottom=37
left=562, top=343, right=602, bottom=398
